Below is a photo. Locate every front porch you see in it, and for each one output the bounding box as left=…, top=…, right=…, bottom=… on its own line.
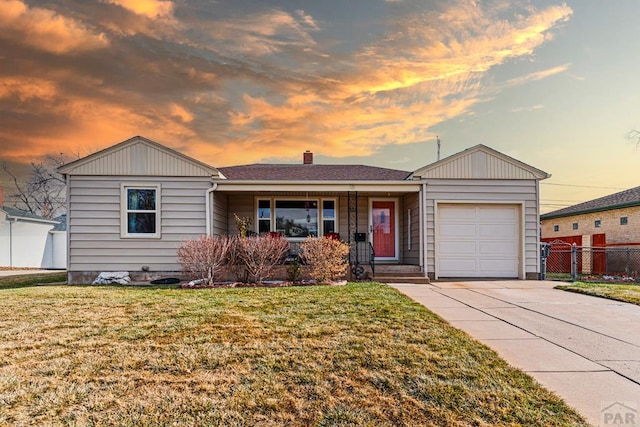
left=209, top=185, right=427, bottom=280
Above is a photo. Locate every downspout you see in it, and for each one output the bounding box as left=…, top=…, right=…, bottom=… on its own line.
left=205, top=182, right=218, bottom=236
left=9, top=218, right=14, bottom=268
left=419, top=181, right=427, bottom=277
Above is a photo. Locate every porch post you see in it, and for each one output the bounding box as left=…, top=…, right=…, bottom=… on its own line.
left=419, top=181, right=427, bottom=277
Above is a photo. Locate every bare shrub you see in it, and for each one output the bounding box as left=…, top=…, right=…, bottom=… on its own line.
left=301, top=237, right=350, bottom=283
left=233, top=235, right=290, bottom=283
left=177, top=235, right=232, bottom=285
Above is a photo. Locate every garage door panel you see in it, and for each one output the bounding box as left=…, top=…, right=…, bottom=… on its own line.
left=438, top=241, right=476, bottom=255
left=437, top=204, right=519, bottom=278
left=478, top=207, right=517, bottom=220
left=440, top=206, right=479, bottom=220
left=439, top=224, right=476, bottom=236
left=479, top=259, right=519, bottom=276
left=438, top=258, right=477, bottom=274
left=479, top=241, right=517, bottom=255
left=478, top=223, right=517, bottom=238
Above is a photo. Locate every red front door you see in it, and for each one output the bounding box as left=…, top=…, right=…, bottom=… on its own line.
left=372, top=201, right=396, bottom=258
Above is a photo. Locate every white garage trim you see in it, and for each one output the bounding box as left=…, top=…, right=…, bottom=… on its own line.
left=434, top=201, right=525, bottom=279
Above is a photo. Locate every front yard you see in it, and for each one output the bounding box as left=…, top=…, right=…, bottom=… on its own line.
left=0, top=279, right=587, bottom=426
left=556, top=281, right=640, bottom=306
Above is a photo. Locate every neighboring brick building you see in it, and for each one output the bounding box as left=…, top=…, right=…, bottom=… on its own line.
left=541, top=186, right=640, bottom=246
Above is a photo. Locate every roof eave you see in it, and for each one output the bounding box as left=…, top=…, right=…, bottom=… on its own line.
left=541, top=200, right=640, bottom=220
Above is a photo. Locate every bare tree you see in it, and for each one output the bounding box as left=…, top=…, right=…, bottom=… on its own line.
left=2, top=153, right=71, bottom=219
left=627, top=129, right=640, bottom=149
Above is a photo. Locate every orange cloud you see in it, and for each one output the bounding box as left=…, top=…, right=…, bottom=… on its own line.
left=103, top=0, right=174, bottom=19
left=0, top=0, right=108, bottom=54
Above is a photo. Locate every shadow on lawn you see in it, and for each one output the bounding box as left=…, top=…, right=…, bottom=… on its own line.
left=0, top=273, right=69, bottom=290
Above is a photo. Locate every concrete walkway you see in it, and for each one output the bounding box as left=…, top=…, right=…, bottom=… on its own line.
left=391, top=280, right=640, bottom=426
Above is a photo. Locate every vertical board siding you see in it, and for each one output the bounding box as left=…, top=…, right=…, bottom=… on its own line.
left=417, top=151, right=538, bottom=180
left=402, top=193, right=420, bottom=265
left=69, top=142, right=215, bottom=176
left=425, top=179, right=539, bottom=276
left=68, top=176, right=211, bottom=272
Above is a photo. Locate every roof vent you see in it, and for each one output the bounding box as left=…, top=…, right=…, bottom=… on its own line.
left=303, top=150, right=313, bottom=165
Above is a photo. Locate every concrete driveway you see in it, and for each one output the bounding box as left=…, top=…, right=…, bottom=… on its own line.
left=391, top=280, right=640, bottom=427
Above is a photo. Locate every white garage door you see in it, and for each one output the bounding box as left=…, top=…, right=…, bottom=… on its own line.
left=436, top=204, right=519, bottom=278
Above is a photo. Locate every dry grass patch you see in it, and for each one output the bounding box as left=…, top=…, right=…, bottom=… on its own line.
left=556, top=282, right=640, bottom=306
left=0, top=281, right=588, bottom=426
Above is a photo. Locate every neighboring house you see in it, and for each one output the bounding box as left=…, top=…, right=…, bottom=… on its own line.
left=0, top=189, right=66, bottom=268
left=59, top=136, right=550, bottom=284
left=541, top=185, right=640, bottom=247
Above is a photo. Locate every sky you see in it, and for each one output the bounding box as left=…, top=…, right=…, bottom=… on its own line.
left=1, top=0, right=639, bottom=213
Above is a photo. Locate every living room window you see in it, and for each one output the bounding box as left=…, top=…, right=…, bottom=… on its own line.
left=256, top=198, right=337, bottom=238
left=121, top=184, right=160, bottom=238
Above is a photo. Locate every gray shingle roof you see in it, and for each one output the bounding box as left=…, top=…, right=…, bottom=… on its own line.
left=218, top=164, right=412, bottom=181
left=541, top=185, right=640, bottom=219
left=1, top=206, right=57, bottom=223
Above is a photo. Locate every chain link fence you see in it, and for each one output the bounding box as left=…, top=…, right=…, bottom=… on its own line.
left=541, top=243, right=640, bottom=282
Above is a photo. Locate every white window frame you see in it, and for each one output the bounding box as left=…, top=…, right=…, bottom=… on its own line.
left=321, top=198, right=337, bottom=236
left=120, top=183, right=161, bottom=239
left=254, top=197, right=338, bottom=240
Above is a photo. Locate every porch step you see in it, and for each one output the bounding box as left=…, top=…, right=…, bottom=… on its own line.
left=373, top=276, right=431, bottom=284
left=371, top=264, right=429, bottom=283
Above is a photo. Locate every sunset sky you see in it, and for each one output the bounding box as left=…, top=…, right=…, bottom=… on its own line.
left=1, top=0, right=639, bottom=212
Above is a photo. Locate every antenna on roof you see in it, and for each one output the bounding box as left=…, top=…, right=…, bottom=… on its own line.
left=436, top=136, right=441, bottom=161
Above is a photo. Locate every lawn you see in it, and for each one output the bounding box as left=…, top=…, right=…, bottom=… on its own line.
left=556, top=281, right=640, bottom=306
left=0, top=279, right=588, bottom=426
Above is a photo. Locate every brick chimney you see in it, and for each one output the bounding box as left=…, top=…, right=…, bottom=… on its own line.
left=303, top=150, right=313, bottom=165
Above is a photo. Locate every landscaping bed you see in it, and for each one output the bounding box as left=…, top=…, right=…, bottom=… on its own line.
left=0, top=279, right=587, bottom=426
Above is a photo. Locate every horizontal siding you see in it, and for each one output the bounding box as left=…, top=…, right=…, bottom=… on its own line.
left=68, top=175, right=211, bottom=272
left=425, top=179, right=540, bottom=277
left=212, top=193, right=228, bottom=236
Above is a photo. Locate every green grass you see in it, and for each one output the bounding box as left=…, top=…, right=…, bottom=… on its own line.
left=0, top=278, right=588, bottom=426
left=556, top=282, right=640, bottom=306
left=0, top=272, right=67, bottom=289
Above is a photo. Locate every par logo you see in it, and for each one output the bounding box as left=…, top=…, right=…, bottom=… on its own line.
left=601, top=401, right=638, bottom=426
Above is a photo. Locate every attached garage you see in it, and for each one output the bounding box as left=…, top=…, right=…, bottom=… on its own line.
left=436, top=203, right=521, bottom=278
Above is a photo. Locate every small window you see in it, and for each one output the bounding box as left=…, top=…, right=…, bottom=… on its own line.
left=121, top=184, right=160, bottom=238
left=572, top=223, right=578, bottom=230
left=258, top=199, right=271, bottom=233
left=621, top=217, right=628, bottom=225
left=322, top=200, right=336, bottom=235
left=595, top=220, right=601, bottom=228
left=553, top=225, right=559, bottom=232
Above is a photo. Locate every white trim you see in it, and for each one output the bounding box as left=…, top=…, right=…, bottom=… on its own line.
left=407, top=208, right=412, bottom=251
left=120, top=183, right=161, bottom=239
left=216, top=180, right=421, bottom=193
left=420, top=182, right=427, bottom=276
left=434, top=200, right=525, bottom=280
left=369, top=197, right=400, bottom=261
